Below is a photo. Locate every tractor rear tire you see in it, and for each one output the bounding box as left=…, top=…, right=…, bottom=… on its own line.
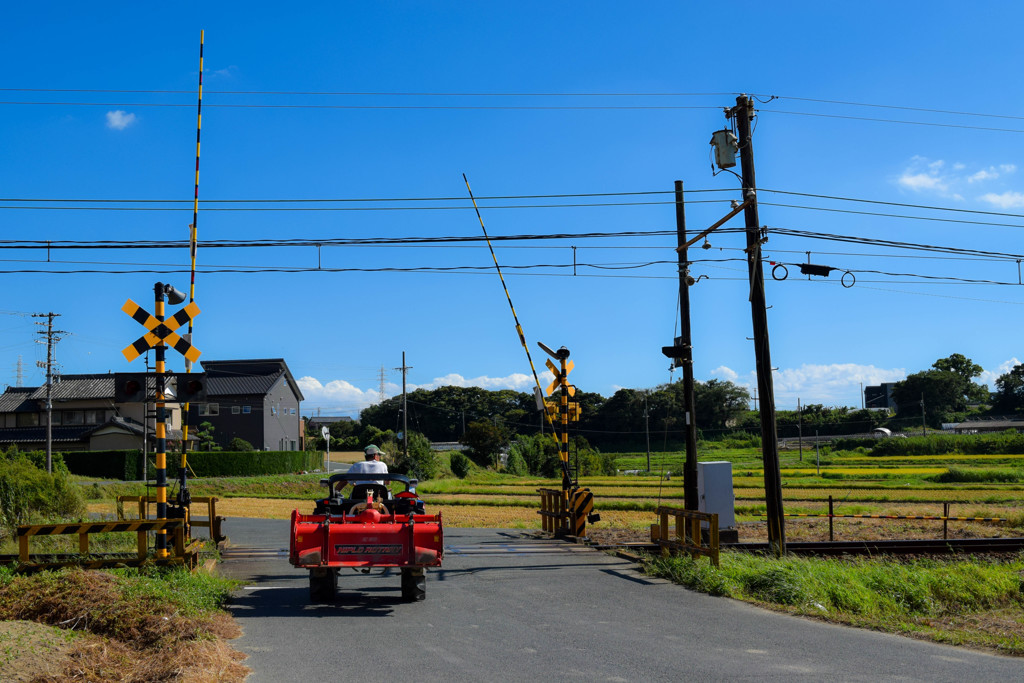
left=401, top=568, right=426, bottom=602
left=309, top=569, right=337, bottom=603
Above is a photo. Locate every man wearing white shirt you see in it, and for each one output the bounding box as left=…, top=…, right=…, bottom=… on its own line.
left=346, top=444, right=389, bottom=486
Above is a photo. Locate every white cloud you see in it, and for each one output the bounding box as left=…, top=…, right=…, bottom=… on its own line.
left=968, top=168, right=999, bottom=183
left=706, top=363, right=906, bottom=409
left=105, top=110, right=136, bottom=130
left=979, top=358, right=1022, bottom=387
left=978, top=191, right=1024, bottom=209
left=895, top=157, right=1018, bottom=199
left=411, top=372, right=534, bottom=392
left=708, top=365, right=739, bottom=383
left=898, top=172, right=948, bottom=193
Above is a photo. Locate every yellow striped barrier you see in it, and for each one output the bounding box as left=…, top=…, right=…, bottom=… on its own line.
left=15, top=519, right=200, bottom=570
left=651, top=506, right=720, bottom=567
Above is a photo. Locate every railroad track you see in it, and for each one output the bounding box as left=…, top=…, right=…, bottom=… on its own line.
left=592, top=537, right=1024, bottom=556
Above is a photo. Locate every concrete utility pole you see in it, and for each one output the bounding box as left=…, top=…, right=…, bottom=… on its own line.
left=732, top=94, right=786, bottom=554
left=674, top=180, right=700, bottom=511
left=33, top=312, right=64, bottom=474
left=395, top=353, right=412, bottom=460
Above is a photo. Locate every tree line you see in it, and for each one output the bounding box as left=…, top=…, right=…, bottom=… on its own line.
left=353, top=352, right=1023, bottom=451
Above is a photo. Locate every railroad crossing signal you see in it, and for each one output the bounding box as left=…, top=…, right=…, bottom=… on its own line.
left=544, top=358, right=576, bottom=397
left=113, top=372, right=207, bottom=403
left=544, top=398, right=580, bottom=422
left=121, top=300, right=202, bottom=363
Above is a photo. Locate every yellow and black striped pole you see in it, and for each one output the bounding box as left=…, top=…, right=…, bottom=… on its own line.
left=559, top=354, right=571, bottom=491
left=153, top=282, right=168, bottom=557
left=462, top=174, right=561, bottom=450
left=180, top=30, right=204, bottom=508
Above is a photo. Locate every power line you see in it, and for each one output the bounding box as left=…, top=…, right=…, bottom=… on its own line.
left=0, top=100, right=724, bottom=111
left=758, top=94, right=1024, bottom=122
left=760, top=109, right=1024, bottom=134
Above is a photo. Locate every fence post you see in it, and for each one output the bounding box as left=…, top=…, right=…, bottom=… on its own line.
left=943, top=502, right=949, bottom=540
left=828, top=495, right=834, bottom=542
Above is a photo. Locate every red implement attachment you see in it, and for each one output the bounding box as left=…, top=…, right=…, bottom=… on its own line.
left=289, top=507, right=443, bottom=569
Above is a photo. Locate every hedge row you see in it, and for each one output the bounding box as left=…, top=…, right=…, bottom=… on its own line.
left=61, top=449, right=321, bottom=480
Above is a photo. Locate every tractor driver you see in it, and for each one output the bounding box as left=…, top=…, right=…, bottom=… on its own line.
left=344, top=444, right=389, bottom=488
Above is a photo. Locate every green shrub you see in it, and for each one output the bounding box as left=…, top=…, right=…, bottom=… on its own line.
left=504, top=449, right=528, bottom=476
left=929, top=467, right=1023, bottom=483
left=0, top=457, right=86, bottom=537
left=227, top=438, right=255, bottom=452
left=390, top=432, right=440, bottom=481
left=62, top=449, right=320, bottom=480
left=450, top=452, right=472, bottom=479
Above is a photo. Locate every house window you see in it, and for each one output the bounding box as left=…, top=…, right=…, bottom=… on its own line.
left=62, top=411, right=84, bottom=425
left=231, top=406, right=241, bottom=415
left=198, top=403, right=219, bottom=416
left=290, top=408, right=296, bottom=415
left=84, top=410, right=103, bottom=424
left=16, top=413, right=39, bottom=427
left=242, top=405, right=251, bottom=414
left=271, top=405, right=277, bottom=416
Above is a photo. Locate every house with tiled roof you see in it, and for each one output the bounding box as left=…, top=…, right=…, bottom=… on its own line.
left=0, top=373, right=185, bottom=452
left=185, top=359, right=304, bottom=451
left=0, top=358, right=304, bottom=453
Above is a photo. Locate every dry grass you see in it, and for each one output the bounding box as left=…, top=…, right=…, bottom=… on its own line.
left=0, top=570, right=249, bottom=682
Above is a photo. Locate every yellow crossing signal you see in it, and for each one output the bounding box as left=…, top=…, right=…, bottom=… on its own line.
left=545, top=358, right=575, bottom=396
left=121, top=300, right=202, bottom=363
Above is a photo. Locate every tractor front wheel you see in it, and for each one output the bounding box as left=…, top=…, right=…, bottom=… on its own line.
left=309, top=569, right=337, bottom=603
left=401, top=568, right=426, bottom=602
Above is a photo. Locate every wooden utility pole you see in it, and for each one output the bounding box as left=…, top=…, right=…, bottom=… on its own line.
left=733, top=94, right=786, bottom=554
left=674, top=181, right=700, bottom=511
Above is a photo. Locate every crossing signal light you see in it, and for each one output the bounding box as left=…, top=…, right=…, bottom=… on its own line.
left=114, top=373, right=148, bottom=403
left=173, top=373, right=208, bottom=402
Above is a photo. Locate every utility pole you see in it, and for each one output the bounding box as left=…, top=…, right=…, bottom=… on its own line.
left=797, top=397, right=803, bottom=462
left=674, top=180, right=700, bottom=510
left=395, top=353, right=412, bottom=460
left=732, top=94, right=785, bottom=554
left=32, top=312, right=64, bottom=474
left=643, top=394, right=651, bottom=472
left=921, top=393, right=926, bottom=438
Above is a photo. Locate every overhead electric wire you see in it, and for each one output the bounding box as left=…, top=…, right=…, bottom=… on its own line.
left=758, top=109, right=1024, bottom=134
left=758, top=94, right=1024, bottom=122
left=0, top=100, right=724, bottom=111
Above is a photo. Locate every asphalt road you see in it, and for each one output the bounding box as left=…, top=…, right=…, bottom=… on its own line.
left=220, top=518, right=1023, bottom=682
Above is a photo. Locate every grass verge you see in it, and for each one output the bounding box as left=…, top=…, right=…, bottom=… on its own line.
left=640, top=550, right=1024, bottom=654
left=0, top=565, right=248, bottom=681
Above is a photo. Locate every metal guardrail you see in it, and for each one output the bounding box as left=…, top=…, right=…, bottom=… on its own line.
left=14, top=519, right=203, bottom=570
left=116, top=495, right=226, bottom=543
left=651, top=505, right=720, bottom=567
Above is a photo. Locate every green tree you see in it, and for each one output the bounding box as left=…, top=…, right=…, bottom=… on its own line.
left=193, top=421, right=221, bottom=451
left=893, top=354, right=990, bottom=425
left=460, top=420, right=510, bottom=468
left=389, top=431, right=440, bottom=481
left=994, top=364, right=1024, bottom=414
left=693, top=379, right=751, bottom=432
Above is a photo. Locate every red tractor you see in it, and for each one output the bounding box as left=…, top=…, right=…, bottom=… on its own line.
left=289, top=472, right=443, bottom=602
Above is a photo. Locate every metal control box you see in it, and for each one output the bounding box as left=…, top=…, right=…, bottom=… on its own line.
left=698, top=461, right=736, bottom=529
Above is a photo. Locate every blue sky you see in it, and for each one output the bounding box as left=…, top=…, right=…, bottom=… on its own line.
left=2, top=2, right=1022, bottom=417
